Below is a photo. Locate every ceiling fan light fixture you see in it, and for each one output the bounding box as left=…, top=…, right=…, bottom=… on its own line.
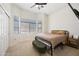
left=35, top=5, right=38, bottom=7
left=41, top=5, right=44, bottom=8
left=31, top=3, right=47, bottom=10
left=35, top=3, right=47, bottom=5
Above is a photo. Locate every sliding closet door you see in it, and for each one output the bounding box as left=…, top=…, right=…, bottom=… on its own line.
left=0, top=7, right=9, bottom=55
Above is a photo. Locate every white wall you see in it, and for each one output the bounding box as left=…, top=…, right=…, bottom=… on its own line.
left=37, top=13, right=48, bottom=33
left=48, top=4, right=79, bottom=36
left=0, top=4, right=10, bottom=55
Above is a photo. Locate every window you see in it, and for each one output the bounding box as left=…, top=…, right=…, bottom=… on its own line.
left=37, top=21, right=42, bottom=32
left=14, top=16, right=19, bottom=33
left=14, top=16, right=42, bottom=33
left=20, top=19, right=29, bottom=33
left=29, top=20, right=36, bottom=32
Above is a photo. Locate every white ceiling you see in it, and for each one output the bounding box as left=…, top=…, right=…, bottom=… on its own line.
left=15, top=3, right=68, bottom=15
left=71, top=3, right=79, bottom=11
left=14, top=3, right=79, bottom=15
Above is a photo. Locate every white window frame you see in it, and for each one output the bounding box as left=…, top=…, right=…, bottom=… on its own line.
left=14, top=16, right=42, bottom=34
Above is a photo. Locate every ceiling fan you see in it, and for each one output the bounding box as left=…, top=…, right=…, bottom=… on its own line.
left=31, top=3, right=47, bottom=10
left=68, top=3, right=79, bottom=20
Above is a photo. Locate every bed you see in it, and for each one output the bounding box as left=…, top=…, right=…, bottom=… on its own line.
left=34, top=30, right=69, bottom=55
left=36, top=33, right=66, bottom=48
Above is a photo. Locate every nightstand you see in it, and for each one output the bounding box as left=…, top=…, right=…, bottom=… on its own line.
left=68, top=35, right=79, bottom=49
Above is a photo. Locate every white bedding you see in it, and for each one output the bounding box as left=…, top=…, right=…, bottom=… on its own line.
left=36, top=33, right=66, bottom=47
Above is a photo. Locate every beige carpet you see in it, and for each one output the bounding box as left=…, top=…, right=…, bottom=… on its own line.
left=5, top=39, right=79, bottom=56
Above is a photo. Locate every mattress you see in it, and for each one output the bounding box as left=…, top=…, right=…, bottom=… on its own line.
left=36, top=33, right=66, bottom=47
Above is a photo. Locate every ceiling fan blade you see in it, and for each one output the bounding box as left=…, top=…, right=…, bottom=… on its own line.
left=38, top=6, right=40, bottom=10
left=31, top=4, right=36, bottom=8
left=73, top=9, right=79, bottom=15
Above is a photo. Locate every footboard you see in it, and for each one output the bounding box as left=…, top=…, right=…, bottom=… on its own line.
left=35, top=36, right=53, bottom=55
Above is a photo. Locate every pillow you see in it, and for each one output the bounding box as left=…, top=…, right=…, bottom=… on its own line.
left=51, top=30, right=65, bottom=35
left=57, top=31, right=65, bottom=34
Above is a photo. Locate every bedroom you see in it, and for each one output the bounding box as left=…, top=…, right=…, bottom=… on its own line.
left=0, top=3, right=79, bottom=56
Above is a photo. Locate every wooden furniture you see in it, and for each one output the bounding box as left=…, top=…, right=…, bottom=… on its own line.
left=36, top=33, right=66, bottom=55
left=36, top=33, right=66, bottom=48
left=68, top=35, right=79, bottom=49
left=51, top=30, right=69, bottom=45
